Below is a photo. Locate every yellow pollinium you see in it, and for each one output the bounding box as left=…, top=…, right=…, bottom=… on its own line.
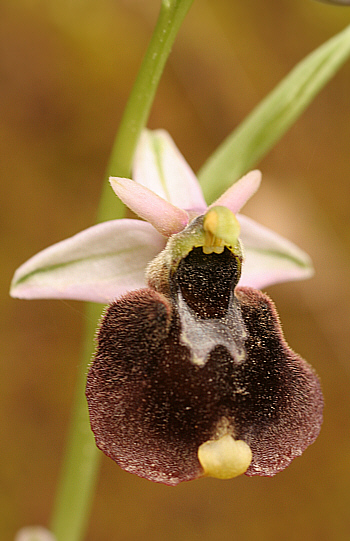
left=203, top=206, right=240, bottom=254
left=198, top=434, right=252, bottom=479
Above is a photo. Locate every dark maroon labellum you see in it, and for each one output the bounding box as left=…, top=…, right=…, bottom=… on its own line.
left=86, top=243, right=323, bottom=485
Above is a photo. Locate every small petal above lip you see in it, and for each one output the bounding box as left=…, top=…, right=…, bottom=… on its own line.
left=211, top=170, right=262, bottom=213
left=10, top=220, right=166, bottom=303
left=110, top=177, right=189, bottom=237
left=133, top=129, right=207, bottom=210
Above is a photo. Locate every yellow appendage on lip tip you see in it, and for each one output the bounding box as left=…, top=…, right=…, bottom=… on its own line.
left=198, top=434, right=252, bottom=479
left=203, top=206, right=240, bottom=254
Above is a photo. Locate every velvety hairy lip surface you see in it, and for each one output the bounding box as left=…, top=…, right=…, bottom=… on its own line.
left=86, top=246, right=323, bottom=485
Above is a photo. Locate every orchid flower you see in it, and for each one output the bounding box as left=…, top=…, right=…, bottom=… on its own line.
left=10, top=129, right=313, bottom=304
left=11, top=129, right=323, bottom=486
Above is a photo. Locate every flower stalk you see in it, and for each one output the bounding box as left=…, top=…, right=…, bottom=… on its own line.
left=98, top=0, right=195, bottom=223
left=50, top=303, right=102, bottom=541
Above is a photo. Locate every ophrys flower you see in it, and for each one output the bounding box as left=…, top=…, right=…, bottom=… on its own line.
left=11, top=129, right=323, bottom=485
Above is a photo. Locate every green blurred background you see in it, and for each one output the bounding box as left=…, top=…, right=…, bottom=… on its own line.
left=1, top=0, right=350, bottom=539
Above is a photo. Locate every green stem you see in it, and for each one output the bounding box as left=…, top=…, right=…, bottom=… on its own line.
left=50, top=303, right=102, bottom=541
left=50, top=2, right=193, bottom=541
left=98, top=0, right=195, bottom=223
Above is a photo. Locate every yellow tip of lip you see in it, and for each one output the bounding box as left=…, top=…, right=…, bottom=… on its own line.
left=203, top=206, right=240, bottom=249
left=198, top=434, right=252, bottom=479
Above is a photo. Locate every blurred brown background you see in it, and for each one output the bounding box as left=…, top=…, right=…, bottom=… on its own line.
left=1, top=0, right=350, bottom=539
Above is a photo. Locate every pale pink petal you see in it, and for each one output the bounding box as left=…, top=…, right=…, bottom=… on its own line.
left=10, top=220, right=166, bottom=303
left=133, top=129, right=207, bottom=211
left=109, top=177, right=189, bottom=236
left=211, top=170, right=262, bottom=213
left=238, top=214, right=314, bottom=289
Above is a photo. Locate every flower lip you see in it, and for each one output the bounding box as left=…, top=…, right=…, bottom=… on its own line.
left=86, top=276, right=323, bottom=485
